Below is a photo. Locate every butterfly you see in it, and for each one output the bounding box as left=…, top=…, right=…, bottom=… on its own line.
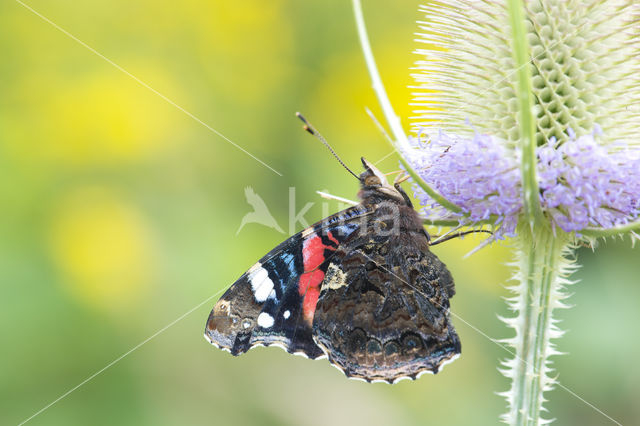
left=204, top=154, right=463, bottom=383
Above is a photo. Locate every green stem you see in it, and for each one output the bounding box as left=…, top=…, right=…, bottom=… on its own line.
left=352, top=0, right=410, bottom=152
left=505, top=3, right=570, bottom=423
left=352, top=0, right=463, bottom=214
left=505, top=225, right=572, bottom=425
left=581, top=219, right=640, bottom=237
left=507, top=0, right=543, bottom=227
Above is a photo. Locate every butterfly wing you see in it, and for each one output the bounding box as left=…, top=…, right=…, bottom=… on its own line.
left=312, top=216, right=461, bottom=383
left=205, top=205, right=372, bottom=359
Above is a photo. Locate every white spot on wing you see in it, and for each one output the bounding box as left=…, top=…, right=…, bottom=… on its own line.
left=247, top=262, right=262, bottom=274
left=257, top=312, right=275, bottom=328
left=283, top=310, right=291, bottom=319
left=248, top=264, right=275, bottom=302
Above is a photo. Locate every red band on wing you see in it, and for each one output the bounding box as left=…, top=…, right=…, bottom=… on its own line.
left=299, top=233, right=337, bottom=324
left=326, top=230, right=340, bottom=247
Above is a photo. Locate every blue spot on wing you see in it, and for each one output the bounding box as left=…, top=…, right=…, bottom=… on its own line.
left=263, top=250, right=299, bottom=297
left=281, top=253, right=296, bottom=278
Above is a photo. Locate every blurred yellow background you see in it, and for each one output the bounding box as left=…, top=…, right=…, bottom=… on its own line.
left=1, top=1, right=638, bottom=425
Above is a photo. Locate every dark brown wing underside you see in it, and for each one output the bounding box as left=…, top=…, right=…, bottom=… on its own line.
left=312, top=227, right=460, bottom=383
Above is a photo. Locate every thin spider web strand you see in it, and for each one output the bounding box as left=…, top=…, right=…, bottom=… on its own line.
left=19, top=289, right=226, bottom=425
left=13, top=0, right=282, bottom=177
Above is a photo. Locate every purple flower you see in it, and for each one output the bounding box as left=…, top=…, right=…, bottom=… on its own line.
left=405, top=127, right=640, bottom=237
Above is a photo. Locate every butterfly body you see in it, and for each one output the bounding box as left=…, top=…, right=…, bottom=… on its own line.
left=205, top=158, right=460, bottom=383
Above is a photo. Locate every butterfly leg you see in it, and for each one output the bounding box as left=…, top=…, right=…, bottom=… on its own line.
left=429, top=229, right=492, bottom=245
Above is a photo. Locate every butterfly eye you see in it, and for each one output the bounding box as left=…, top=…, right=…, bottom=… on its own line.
left=365, top=175, right=381, bottom=186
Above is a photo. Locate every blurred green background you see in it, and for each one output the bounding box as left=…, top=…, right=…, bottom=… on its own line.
left=1, top=1, right=638, bottom=425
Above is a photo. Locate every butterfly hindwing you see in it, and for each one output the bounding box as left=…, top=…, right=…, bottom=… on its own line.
left=312, top=201, right=461, bottom=383
left=204, top=205, right=371, bottom=359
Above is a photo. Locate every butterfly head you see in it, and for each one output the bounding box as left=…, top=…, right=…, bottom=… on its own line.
left=358, top=157, right=409, bottom=205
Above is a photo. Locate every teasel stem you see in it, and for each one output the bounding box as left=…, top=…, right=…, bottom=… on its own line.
left=500, top=4, right=568, bottom=423
left=500, top=225, right=575, bottom=425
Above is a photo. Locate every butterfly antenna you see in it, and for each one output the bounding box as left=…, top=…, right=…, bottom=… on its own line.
left=296, top=112, right=360, bottom=180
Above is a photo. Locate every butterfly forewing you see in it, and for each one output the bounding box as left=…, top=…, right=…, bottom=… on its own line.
left=204, top=205, right=371, bottom=358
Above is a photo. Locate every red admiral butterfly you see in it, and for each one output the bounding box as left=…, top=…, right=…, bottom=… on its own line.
left=205, top=122, right=463, bottom=382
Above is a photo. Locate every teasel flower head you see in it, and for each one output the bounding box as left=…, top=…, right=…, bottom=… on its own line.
left=399, top=0, right=640, bottom=424
left=405, top=1, right=640, bottom=241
